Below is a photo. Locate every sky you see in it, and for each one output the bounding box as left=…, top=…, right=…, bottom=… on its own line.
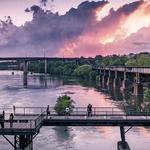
left=0, top=0, right=150, bottom=57
left=0, top=0, right=137, bottom=26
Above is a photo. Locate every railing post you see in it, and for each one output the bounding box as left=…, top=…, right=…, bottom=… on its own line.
left=35, top=120, right=36, bottom=128
left=30, top=120, right=31, bottom=128
left=24, top=108, right=25, bottom=115
left=146, top=111, right=148, bottom=120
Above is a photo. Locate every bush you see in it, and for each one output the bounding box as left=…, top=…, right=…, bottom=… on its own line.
left=54, top=95, right=75, bottom=115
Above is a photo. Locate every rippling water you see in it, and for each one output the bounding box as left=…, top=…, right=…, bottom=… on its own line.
left=0, top=71, right=150, bottom=150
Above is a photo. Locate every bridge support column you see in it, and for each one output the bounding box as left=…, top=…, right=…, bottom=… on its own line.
left=121, top=71, right=129, bottom=92
left=113, top=78, right=121, bottom=90
left=113, top=71, right=118, bottom=88
left=99, top=70, right=102, bottom=83
left=133, top=73, right=143, bottom=96
left=118, top=126, right=130, bottom=150
left=14, top=135, right=33, bottom=150
left=23, top=60, right=28, bottom=88
left=102, top=70, right=108, bottom=88
left=44, top=59, right=47, bottom=74
left=107, top=70, right=113, bottom=87
left=133, top=83, right=143, bottom=96
left=44, top=59, right=48, bottom=88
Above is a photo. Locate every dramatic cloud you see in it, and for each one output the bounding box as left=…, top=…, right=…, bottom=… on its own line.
left=0, top=0, right=150, bottom=57
left=58, top=0, right=150, bottom=57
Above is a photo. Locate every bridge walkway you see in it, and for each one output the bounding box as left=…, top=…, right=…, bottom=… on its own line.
left=0, top=107, right=150, bottom=150
left=0, top=107, right=150, bottom=135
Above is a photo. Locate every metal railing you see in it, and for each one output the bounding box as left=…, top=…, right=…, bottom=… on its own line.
left=34, top=111, right=46, bottom=130
left=1, top=107, right=150, bottom=131
left=13, top=107, right=121, bottom=116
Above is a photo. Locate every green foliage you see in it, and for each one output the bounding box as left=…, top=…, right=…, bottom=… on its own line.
left=101, top=55, right=128, bottom=66
left=54, top=95, right=75, bottom=115
left=89, top=71, right=97, bottom=80
left=27, top=52, right=150, bottom=80
left=144, top=89, right=150, bottom=102
left=125, top=59, right=136, bottom=66
left=73, top=64, right=92, bottom=79
left=126, top=54, right=150, bottom=67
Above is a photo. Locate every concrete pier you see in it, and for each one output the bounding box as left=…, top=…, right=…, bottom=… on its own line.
left=97, top=67, right=150, bottom=97
left=102, top=70, right=108, bottom=88
left=15, top=135, right=33, bottom=150
left=133, top=73, right=143, bottom=96
left=117, top=126, right=130, bottom=150
left=23, top=61, right=28, bottom=87
left=133, top=83, right=143, bottom=96
left=117, top=141, right=130, bottom=150
left=107, top=70, right=114, bottom=87
left=44, top=59, right=47, bottom=74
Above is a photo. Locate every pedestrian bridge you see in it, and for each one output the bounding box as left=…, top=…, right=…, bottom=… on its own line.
left=1, top=107, right=150, bottom=150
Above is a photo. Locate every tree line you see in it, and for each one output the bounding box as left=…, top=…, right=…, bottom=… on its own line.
left=28, top=52, right=150, bottom=80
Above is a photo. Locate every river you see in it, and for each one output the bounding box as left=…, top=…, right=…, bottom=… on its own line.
left=0, top=71, right=150, bottom=150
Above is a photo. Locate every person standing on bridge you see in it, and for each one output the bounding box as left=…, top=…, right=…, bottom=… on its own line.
left=13, top=105, right=15, bottom=115
left=0, top=110, right=5, bottom=128
left=46, top=105, right=50, bottom=119
left=87, top=104, right=92, bottom=117
left=65, top=107, right=70, bottom=118
left=9, top=113, right=14, bottom=128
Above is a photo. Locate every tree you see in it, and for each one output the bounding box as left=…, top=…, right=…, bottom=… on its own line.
left=73, top=64, right=92, bottom=79
left=54, top=95, right=75, bottom=115
left=144, top=89, right=150, bottom=102
left=89, top=71, right=97, bottom=80
left=125, top=54, right=150, bottom=67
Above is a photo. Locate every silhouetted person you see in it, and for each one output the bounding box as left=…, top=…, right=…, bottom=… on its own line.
left=13, top=105, right=15, bottom=115
left=0, top=111, right=4, bottom=128
left=9, top=113, right=14, bottom=128
left=46, top=105, right=50, bottom=119
left=65, top=107, right=70, bottom=118
left=87, top=104, right=92, bottom=117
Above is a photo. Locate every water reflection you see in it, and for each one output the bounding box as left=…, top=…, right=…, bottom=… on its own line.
left=99, top=79, right=148, bottom=113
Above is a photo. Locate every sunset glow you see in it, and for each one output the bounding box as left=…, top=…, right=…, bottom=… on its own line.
left=121, top=2, right=150, bottom=37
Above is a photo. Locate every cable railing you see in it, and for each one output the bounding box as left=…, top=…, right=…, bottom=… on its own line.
left=13, top=107, right=121, bottom=115
left=3, top=106, right=150, bottom=116
left=1, top=107, right=150, bottom=129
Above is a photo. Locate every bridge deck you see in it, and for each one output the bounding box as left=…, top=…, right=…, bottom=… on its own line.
left=98, top=67, right=150, bottom=74
left=0, top=107, right=150, bottom=135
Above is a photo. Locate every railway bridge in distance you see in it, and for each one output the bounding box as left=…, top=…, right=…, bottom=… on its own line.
left=1, top=107, right=150, bottom=150
left=95, top=66, right=150, bottom=96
